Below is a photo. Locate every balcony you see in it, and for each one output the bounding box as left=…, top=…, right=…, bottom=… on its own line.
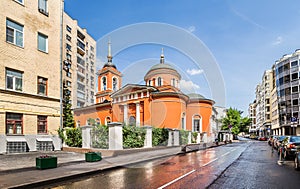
left=77, top=39, right=85, bottom=56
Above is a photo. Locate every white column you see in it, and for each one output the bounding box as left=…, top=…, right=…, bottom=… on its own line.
left=136, top=102, right=140, bottom=126
left=147, top=90, right=149, bottom=97
left=123, top=104, right=128, bottom=125
left=143, top=126, right=152, bottom=148
left=282, top=127, right=285, bottom=135
left=108, top=122, right=123, bottom=150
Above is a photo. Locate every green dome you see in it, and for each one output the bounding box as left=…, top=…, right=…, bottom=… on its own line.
left=187, top=93, right=206, bottom=100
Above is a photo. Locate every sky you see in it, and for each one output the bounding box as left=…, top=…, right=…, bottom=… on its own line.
left=64, top=0, right=300, bottom=115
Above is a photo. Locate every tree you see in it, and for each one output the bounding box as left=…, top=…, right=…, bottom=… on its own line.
left=63, top=88, right=75, bottom=128
left=221, top=107, right=251, bottom=135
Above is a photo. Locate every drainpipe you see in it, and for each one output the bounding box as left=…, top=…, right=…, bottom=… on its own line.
left=59, top=0, right=64, bottom=129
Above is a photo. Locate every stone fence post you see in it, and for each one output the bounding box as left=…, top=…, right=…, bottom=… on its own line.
left=167, top=129, right=173, bottom=146
left=81, top=125, right=93, bottom=148
left=196, top=132, right=201, bottom=143
left=143, top=126, right=152, bottom=148
left=173, top=129, right=180, bottom=146
left=188, top=131, right=192, bottom=144
left=108, top=122, right=123, bottom=150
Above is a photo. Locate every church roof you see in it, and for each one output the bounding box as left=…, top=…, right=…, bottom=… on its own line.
left=187, top=93, right=205, bottom=100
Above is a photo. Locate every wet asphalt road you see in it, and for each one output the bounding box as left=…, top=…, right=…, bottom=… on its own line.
left=48, top=142, right=250, bottom=189
left=208, top=141, right=300, bottom=189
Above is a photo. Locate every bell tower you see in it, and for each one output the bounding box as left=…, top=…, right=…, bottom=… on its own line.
left=96, top=40, right=122, bottom=103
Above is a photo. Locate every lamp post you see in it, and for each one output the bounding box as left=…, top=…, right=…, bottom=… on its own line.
left=291, top=117, right=298, bottom=136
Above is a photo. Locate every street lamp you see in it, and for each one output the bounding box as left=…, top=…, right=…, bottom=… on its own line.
left=291, top=117, right=298, bottom=136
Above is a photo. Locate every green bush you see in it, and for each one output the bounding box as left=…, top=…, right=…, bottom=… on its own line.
left=123, top=126, right=146, bottom=148
left=91, top=125, right=109, bottom=149
left=65, top=127, right=82, bottom=147
left=180, top=130, right=189, bottom=145
left=192, top=132, right=198, bottom=143
left=152, top=127, right=169, bottom=146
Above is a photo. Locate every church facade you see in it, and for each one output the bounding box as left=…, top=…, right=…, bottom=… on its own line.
left=74, top=44, right=214, bottom=135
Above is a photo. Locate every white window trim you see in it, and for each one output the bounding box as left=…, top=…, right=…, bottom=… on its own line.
left=192, top=114, right=202, bottom=132
left=6, top=69, right=23, bottom=91
left=14, top=0, right=24, bottom=5
left=6, top=19, right=24, bottom=47
left=37, top=32, right=48, bottom=53
left=112, top=76, right=118, bottom=91
left=181, top=113, right=186, bottom=130
left=101, top=76, right=107, bottom=91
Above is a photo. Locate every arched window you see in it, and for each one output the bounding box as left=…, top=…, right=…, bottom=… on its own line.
left=148, top=80, right=151, bottom=86
left=113, top=77, right=118, bottom=91
left=181, top=113, right=186, bottom=130
left=129, top=116, right=136, bottom=126
left=102, top=77, right=107, bottom=91
left=171, top=78, right=176, bottom=86
left=193, top=115, right=202, bottom=132
left=158, top=77, right=162, bottom=86
left=105, top=117, right=111, bottom=125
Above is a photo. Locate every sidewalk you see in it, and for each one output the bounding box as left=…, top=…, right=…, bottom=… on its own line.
left=0, top=142, right=220, bottom=188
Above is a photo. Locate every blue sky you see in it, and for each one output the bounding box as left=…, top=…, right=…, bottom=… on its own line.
left=65, top=0, right=300, bottom=115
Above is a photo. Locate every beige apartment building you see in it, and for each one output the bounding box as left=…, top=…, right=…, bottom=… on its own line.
left=271, top=64, right=279, bottom=134
left=62, top=12, right=96, bottom=109
left=0, top=0, right=63, bottom=153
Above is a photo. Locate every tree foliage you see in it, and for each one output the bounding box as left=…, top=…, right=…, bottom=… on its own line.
left=221, top=107, right=251, bottom=135
left=152, top=127, right=169, bottom=146
left=63, top=88, right=75, bottom=128
left=123, top=125, right=146, bottom=148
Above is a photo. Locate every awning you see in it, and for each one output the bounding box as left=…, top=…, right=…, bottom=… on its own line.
left=6, top=137, right=27, bottom=142
left=36, top=138, right=53, bottom=142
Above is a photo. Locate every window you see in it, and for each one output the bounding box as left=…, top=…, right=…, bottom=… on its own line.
left=6, top=113, right=23, bottom=134
left=113, top=77, right=118, bottom=91
left=66, top=25, right=72, bottom=33
left=66, top=53, right=71, bottom=61
left=102, top=77, right=107, bottom=91
left=6, top=69, right=23, bottom=91
left=37, top=115, right=47, bottom=134
left=171, top=78, right=176, bottom=86
left=66, top=72, right=72, bottom=78
left=293, top=99, right=299, bottom=106
left=14, top=0, right=24, bottom=4
left=38, top=77, right=47, bottom=95
left=158, top=77, right=162, bottom=86
left=38, top=0, right=48, bottom=15
left=193, top=115, right=202, bottom=132
left=148, top=80, right=151, bottom=86
left=38, top=33, right=48, bottom=52
left=66, top=34, right=71, bottom=42
left=6, top=19, right=23, bottom=47
left=291, top=61, right=298, bottom=67
left=181, top=113, right=186, bottom=130
left=66, top=44, right=72, bottom=51
left=90, top=46, right=94, bottom=52
left=292, top=73, right=298, bottom=80
left=292, top=86, right=298, bottom=93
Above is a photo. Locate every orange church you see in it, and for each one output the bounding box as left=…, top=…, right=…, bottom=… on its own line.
left=74, top=44, right=214, bottom=134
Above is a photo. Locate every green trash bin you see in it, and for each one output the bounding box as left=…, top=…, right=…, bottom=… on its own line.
left=36, top=156, right=57, bottom=169
left=85, top=152, right=102, bottom=162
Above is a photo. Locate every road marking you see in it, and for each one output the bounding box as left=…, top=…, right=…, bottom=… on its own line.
left=221, top=152, right=230, bottom=157
left=230, top=149, right=237, bottom=152
left=202, top=158, right=218, bottom=167
left=157, top=169, right=195, bottom=189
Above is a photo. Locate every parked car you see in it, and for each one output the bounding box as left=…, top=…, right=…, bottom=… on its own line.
left=258, top=136, right=268, bottom=141
left=282, top=136, right=300, bottom=159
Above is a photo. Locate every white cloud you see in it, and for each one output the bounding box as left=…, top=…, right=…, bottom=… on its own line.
left=272, top=36, right=283, bottom=46
left=187, top=68, right=204, bottom=75
left=180, top=80, right=200, bottom=93
left=188, top=26, right=196, bottom=33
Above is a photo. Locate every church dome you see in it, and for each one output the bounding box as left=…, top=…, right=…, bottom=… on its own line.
left=144, top=49, right=181, bottom=84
